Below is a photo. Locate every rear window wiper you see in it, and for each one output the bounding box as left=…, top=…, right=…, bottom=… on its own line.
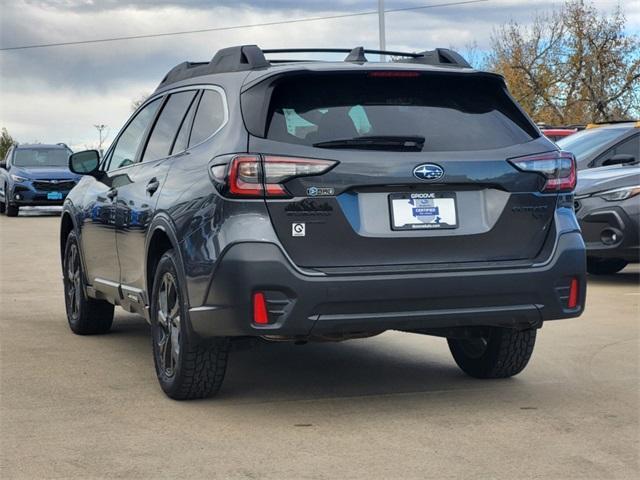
left=313, top=135, right=425, bottom=152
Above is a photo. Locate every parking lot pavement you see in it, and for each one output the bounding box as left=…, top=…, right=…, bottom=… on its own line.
left=0, top=210, right=638, bottom=480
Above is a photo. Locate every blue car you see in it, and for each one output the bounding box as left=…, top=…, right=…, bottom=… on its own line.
left=0, top=143, right=80, bottom=216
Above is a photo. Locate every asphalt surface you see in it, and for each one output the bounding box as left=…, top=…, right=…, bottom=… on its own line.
left=1, top=208, right=639, bottom=479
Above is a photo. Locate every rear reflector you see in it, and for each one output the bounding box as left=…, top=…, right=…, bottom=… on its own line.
left=253, top=292, right=269, bottom=324
left=568, top=278, right=579, bottom=308
left=508, top=151, right=576, bottom=193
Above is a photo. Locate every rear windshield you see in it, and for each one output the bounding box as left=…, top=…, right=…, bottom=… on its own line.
left=13, top=148, right=71, bottom=167
left=264, top=73, right=538, bottom=151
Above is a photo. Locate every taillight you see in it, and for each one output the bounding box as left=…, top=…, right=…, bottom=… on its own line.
left=228, top=156, right=263, bottom=197
left=508, top=151, right=576, bottom=193
left=223, top=155, right=337, bottom=198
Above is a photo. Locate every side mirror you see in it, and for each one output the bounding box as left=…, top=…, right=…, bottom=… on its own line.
left=0, top=160, right=6, bottom=169
left=602, top=154, right=636, bottom=167
left=69, top=150, right=100, bottom=176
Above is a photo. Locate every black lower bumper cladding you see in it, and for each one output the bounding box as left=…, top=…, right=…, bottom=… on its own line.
left=188, top=232, right=586, bottom=339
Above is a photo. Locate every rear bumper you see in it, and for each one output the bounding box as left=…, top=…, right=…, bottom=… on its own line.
left=189, top=232, right=586, bottom=338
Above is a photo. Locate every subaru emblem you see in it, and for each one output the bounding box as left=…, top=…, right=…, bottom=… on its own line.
left=413, top=163, right=444, bottom=181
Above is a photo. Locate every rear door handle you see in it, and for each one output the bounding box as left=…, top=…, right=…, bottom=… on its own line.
left=106, top=188, right=117, bottom=200
left=146, top=178, right=160, bottom=195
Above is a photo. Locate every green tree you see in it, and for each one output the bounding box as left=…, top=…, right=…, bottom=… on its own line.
left=0, top=127, right=15, bottom=160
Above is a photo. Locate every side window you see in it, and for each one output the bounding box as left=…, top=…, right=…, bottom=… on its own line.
left=171, top=91, right=200, bottom=155
left=188, top=90, right=225, bottom=147
left=594, top=134, right=640, bottom=167
left=108, top=98, right=161, bottom=171
left=142, top=90, right=197, bottom=162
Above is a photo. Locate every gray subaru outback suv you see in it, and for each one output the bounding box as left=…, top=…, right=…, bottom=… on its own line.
left=61, top=46, right=586, bottom=399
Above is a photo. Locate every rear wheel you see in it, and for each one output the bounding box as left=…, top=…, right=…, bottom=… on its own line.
left=63, top=230, right=114, bottom=334
left=448, top=327, right=536, bottom=379
left=151, top=250, right=230, bottom=400
left=587, top=257, right=628, bottom=275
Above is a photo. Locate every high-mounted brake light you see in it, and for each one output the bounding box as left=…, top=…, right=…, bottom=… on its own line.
left=368, top=71, right=420, bottom=78
left=508, top=151, right=576, bottom=193
left=224, top=155, right=337, bottom=198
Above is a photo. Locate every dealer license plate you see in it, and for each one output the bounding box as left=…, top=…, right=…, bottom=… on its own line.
left=389, top=192, right=458, bottom=230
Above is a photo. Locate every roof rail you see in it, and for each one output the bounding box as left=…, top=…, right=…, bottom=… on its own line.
left=157, top=45, right=471, bottom=89
left=158, top=45, right=269, bottom=88
left=405, top=48, right=471, bottom=68
left=260, top=47, right=470, bottom=67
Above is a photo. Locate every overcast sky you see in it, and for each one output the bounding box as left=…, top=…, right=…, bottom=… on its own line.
left=1, top=0, right=638, bottom=150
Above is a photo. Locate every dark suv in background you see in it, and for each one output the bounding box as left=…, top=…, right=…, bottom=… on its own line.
left=558, top=122, right=639, bottom=274
left=61, top=46, right=585, bottom=400
left=0, top=143, right=78, bottom=216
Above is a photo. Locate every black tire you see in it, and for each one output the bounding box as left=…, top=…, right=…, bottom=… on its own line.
left=448, top=327, right=536, bottom=379
left=5, top=197, right=18, bottom=217
left=587, top=257, right=628, bottom=275
left=0, top=198, right=5, bottom=214
left=63, top=230, right=114, bottom=334
left=151, top=250, right=230, bottom=400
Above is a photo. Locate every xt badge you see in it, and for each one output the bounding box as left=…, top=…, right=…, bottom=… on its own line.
left=292, top=223, right=306, bottom=237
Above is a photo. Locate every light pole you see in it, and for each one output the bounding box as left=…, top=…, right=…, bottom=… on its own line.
left=378, top=0, right=386, bottom=62
left=94, top=124, right=107, bottom=155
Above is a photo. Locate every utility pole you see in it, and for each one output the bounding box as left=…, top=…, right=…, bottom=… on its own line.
left=94, top=124, right=107, bottom=155
left=378, top=0, right=386, bottom=62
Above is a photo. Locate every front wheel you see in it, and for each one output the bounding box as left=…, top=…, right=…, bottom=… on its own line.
left=151, top=250, right=230, bottom=400
left=587, top=257, right=628, bottom=275
left=448, top=327, right=536, bottom=379
left=5, top=196, right=18, bottom=217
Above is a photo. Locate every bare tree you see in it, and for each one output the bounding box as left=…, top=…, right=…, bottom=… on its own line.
left=487, top=0, right=640, bottom=124
left=131, top=93, right=149, bottom=112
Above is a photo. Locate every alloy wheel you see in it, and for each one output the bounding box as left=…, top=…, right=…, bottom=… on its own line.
left=155, top=272, right=181, bottom=378
left=65, top=243, right=82, bottom=319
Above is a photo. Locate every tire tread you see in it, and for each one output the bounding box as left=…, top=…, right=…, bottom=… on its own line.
left=64, top=231, right=114, bottom=335
left=448, top=328, right=536, bottom=379
left=152, top=250, right=230, bottom=400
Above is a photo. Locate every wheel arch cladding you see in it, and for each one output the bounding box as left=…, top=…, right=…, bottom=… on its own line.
left=60, top=212, right=74, bottom=265
left=146, top=227, right=175, bottom=302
